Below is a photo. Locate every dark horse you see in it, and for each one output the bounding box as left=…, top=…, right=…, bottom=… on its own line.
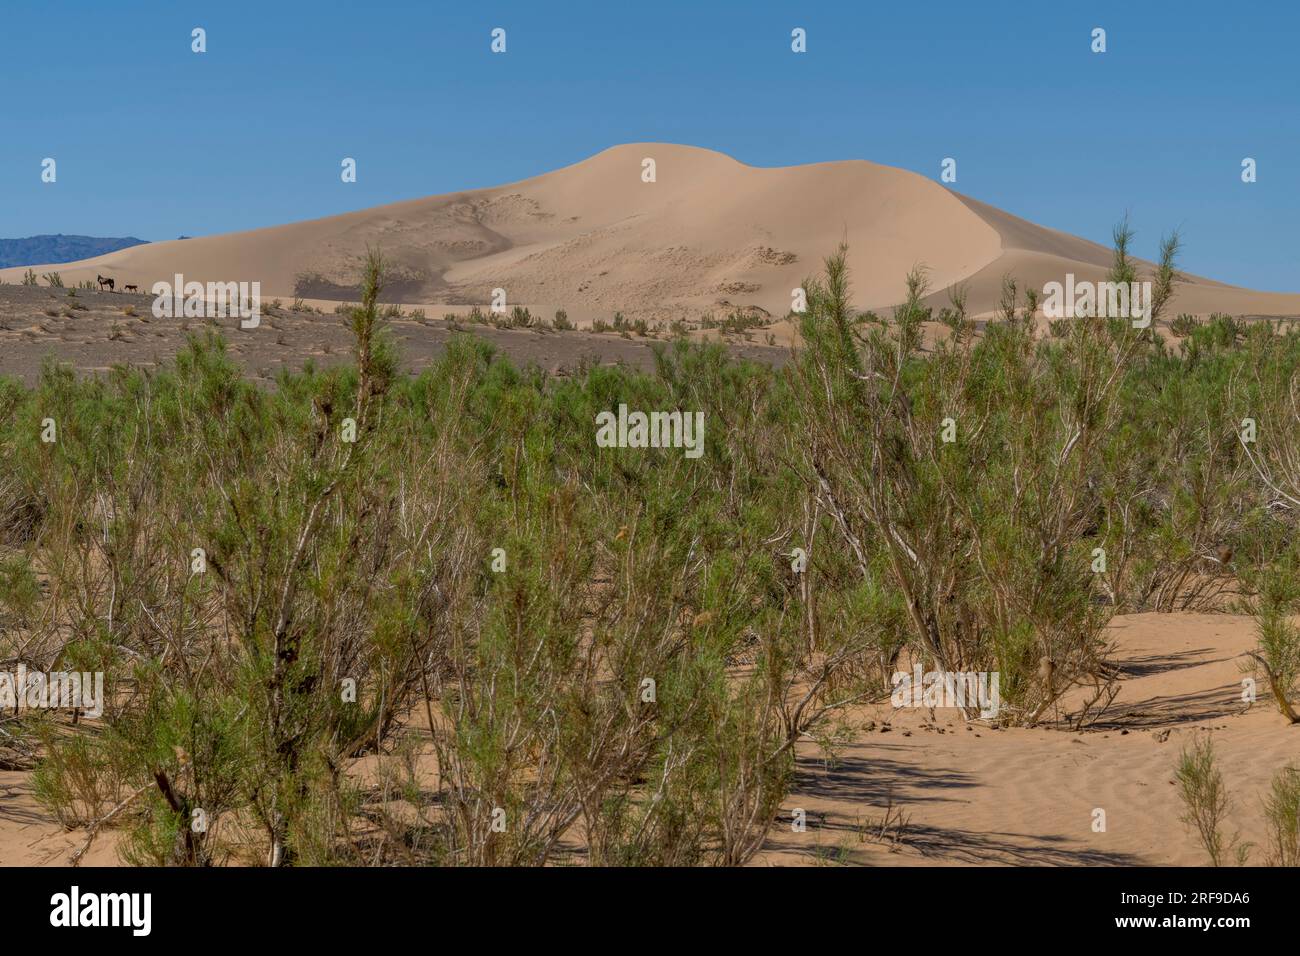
left=97, top=274, right=115, bottom=292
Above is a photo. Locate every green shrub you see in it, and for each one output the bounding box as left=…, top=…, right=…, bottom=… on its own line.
left=1174, top=737, right=1242, bottom=866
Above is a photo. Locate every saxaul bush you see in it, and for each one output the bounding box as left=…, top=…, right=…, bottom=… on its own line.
left=1096, top=337, right=1251, bottom=613
left=407, top=339, right=875, bottom=865
left=1221, top=318, right=1300, bottom=722
left=789, top=224, right=1199, bottom=726
left=16, top=250, right=434, bottom=864
left=1174, top=737, right=1300, bottom=866
left=1174, top=737, right=1244, bottom=866
left=794, top=245, right=1096, bottom=724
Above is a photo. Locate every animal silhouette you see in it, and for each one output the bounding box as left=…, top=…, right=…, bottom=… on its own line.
left=123, top=284, right=138, bottom=293
left=97, top=274, right=115, bottom=292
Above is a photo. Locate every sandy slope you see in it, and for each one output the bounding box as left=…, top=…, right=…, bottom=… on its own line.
left=945, top=195, right=1300, bottom=320
left=6, top=144, right=1295, bottom=322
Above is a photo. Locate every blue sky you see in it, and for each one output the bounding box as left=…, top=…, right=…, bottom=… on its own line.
left=3, top=0, right=1296, bottom=289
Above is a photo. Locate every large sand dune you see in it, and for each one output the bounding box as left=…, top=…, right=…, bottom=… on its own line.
left=5, top=143, right=1297, bottom=321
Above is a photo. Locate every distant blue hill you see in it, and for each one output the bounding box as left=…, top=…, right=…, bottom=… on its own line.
left=0, top=234, right=149, bottom=268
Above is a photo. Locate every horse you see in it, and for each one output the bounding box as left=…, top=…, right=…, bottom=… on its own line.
left=123, top=284, right=138, bottom=293
left=97, top=275, right=115, bottom=292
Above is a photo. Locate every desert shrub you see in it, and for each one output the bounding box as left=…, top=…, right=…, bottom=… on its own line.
left=792, top=245, right=1117, bottom=723
left=939, top=284, right=972, bottom=340
left=1233, top=326, right=1300, bottom=719
left=1174, top=737, right=1243, bottom=866
left=553, top=309, right=573, bottom=331
left=1248, top=551, right=1300, bottom=721
left=1174, top=748, right=1300, bottom=866
left=1098, top=342, right=1257, bottom=611
left=787, top=224, right=1195, bottom=726
left=1181, top=313, right=1244, bottom=354
left=43, top=272, right=64, bottom=288
left=17, top=252, right=414, bottom=864
left=0, top=554, right=41, bottom=627
left=1262, top=766, right=1300, bottom=865
left=31, top=728, right=131, bottom=828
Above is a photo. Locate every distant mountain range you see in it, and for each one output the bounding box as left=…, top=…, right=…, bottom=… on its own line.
left=0, top=234, right=149, bottom=269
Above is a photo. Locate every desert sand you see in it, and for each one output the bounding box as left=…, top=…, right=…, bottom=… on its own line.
left=2, top=611, right=1288, bottom=867
left=761, top=612, right=1288, bottom=867
left=0, top=283, right=786, bottom=386
left=5, top=144, right=1297, bottom=324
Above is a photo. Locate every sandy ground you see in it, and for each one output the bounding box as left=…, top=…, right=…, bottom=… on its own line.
left=760, top=612, right=1291, bottom=867
left=2, top=282, right=1290, bottom=389
left=4, top=144, right=1296, bottom=323
left=3, top=611, right=1289, bottom=867
left=0, top=284, right=787, bottom=386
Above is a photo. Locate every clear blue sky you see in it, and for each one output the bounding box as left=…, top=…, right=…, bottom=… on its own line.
left=3, top=0, right=1296, bottom=290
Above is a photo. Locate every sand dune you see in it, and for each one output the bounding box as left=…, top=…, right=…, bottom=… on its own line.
left=5, top=143, right=1297, bottom=322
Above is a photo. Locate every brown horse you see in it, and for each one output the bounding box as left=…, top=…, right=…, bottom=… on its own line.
left=97, top=274, right=115, bottom=292
left=123, top=284, right=138, bottom=293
